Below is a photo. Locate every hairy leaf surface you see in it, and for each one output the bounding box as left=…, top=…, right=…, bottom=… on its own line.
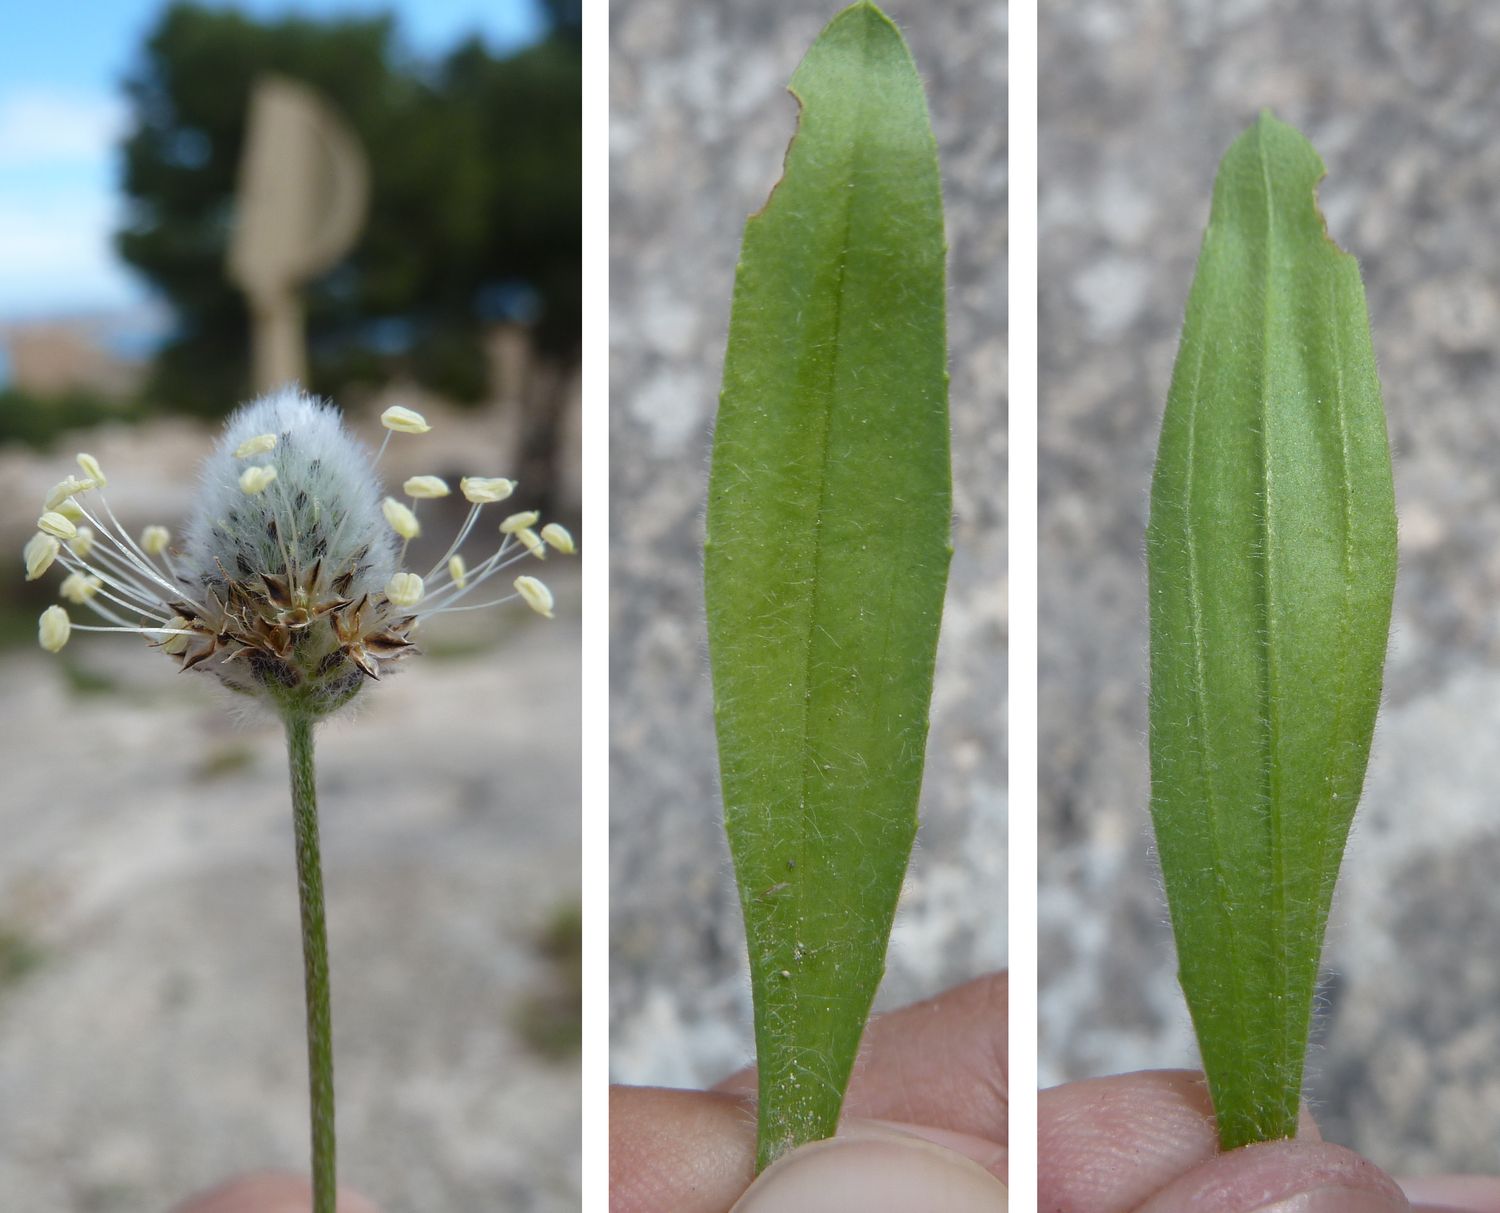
left=705, top=1, right=950, bottom=1170
left=1148, top=112, right=1396, bottom=1149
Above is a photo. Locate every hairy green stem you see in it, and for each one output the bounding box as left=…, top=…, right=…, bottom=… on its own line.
left=285, top=713, right=336, bottom=1213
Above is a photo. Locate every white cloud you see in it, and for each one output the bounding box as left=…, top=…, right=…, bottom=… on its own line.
left=0, top=86, right=141, bottom=315
left=0, top=191, right=139, bottom=315
left=0, top=87, right=126, bottom=170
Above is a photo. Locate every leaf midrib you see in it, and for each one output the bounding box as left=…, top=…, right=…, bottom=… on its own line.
left=787, top=11, right=873, bottom=1001
left=1253, top=127, right=1291, bottom=1100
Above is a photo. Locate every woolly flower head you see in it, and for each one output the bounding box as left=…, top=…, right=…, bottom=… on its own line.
left=25, top=387, right=574, bottom=719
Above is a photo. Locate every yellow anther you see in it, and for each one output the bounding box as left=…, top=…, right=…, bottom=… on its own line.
left=45, top=476, right=94, bottom=511
left=24, top=532, right=60, bottom=581
left=514, top=575, right=554, bottom=619
left=239, top=465, right=279, bottom=494
left=38, top=511, right=77, bottom=540
left=161, top=616, right=193, bottom=656
left=518, top=527, right=546, bottom=559
left=381, top=497, right=421, bottom=539
left=499, top=510, right=540, bottom=535
left=55, top=498, right=86, bottom=523
left=404, top=475, right=450, bottom=499
left=60, top=571, right=102, bottom=604
left=380, top=405, right=431, bottom=434
left=385, top=571, right=425, bottom=607
left=448, top=554, right=467, bottom=589
left=540, top=523, right=575, bottom=554
left=141, top=525, right=171, bottom=556
left=38, top=605, right=71, bottom=653
left=460, top=476, right=514, bottom=504
left=68, top=527, right=95, bottom=560
left=76, top=452, right=107, bottom=486
left=234, top=433, right=278, bottom=458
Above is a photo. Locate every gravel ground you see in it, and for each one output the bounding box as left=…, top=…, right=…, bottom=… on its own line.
left=610, top=0, right=1008, bottom=1088
left=1041, top=0, right=1500, bottom=1175
left=0, top=414, right=580, bottom=1211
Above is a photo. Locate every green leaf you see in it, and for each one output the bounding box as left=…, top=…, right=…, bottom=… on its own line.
left=1147, top=111, right=1397, bottom=1150
left=705, top=1, right=949, bottom=1171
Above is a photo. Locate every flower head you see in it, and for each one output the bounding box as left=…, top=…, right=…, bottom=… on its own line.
left=25, top=387, right=573, bottom=719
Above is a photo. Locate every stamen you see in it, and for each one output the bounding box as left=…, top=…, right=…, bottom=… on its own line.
left=92, top=496, right=183, bottom=591
left=460, top=476, right=514, bottom=504
left=448, top=555, right=467, bottom=589
left=499, top=510, right=540, bottom=535
left=514, top=576, right=554, bottom=619
left=55, top=549, right=177, bottom=619
left=541, top=523, right=576, bottom=554
left=517, top=527, right=547, bottom=560
left=38, top=512, right=78, bottom=540
left=46, top=476, right=93, bottom=511
left=423, top=503, right=483, bottom=582
left=38, top=605, right=71, bottom=652
left=382, top=498, right=420, bottom=540
left=68, top=527, right=96, bottom=559
left=419, top=535, right=525, bottom=611
left=381, top=406, right=431, bottom=434
left=240, top=466, right=279, bottom=494
left=76, top=453, right=107, bottom=487
left=161, top=615, right=194, bottom=655
left=72, top=499, right=207, bottom=617
left=234, top=434, right=278, bottom=458
left=141, top=525, right=172, bottom=556
left=24, top=532, right=60, bottom=581
left=404, top=475, right=450, bottom=499
left=59, top=572, right=103, bottom=604
left=385, top=572, right=425, bottom=607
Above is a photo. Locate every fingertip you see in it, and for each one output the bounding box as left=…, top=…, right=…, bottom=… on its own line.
left=1398, top=1175, right=1500, bottom=1213
left=1136, top=1139, right=1407, bottom=1213
left=1040, top=1070, right=1220, bottom=1212
left=730, top=1127, right=1007, bottom=1213
left=1040, top=1070, right=1325, bottom=1213
left=609, top=1084, right=757, bottom=1213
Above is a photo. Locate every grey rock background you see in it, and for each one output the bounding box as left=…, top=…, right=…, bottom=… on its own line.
left=0, top=414, right=580, bottom=1211
left=611, top=1, right=1007, bottom=1086
left=1042, top=0, right=1500, bottom=1175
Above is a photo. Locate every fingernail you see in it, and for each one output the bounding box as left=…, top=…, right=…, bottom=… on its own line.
left=1250, top=1185, right=1410, bottom=1213
left=730, top=1130, right=1008, bottom=1213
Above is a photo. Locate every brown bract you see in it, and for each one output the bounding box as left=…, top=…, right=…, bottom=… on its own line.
left=163, top=559, right=417, bottom=702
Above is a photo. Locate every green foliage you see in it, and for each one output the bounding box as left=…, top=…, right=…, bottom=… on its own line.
left=706, top=2, right=949, bottom=1170
left=0, top=388, right=153, bottom=450
left=0, top=926, right=43, bottom=993
left=117, top=3, right=580, bottom=416
left=516, top=900, right=582, bottom=1061
left=1147, top=112, right=1397, bottom=1149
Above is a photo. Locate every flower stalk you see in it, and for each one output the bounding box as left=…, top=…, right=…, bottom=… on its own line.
left=285, top=711, right=335, bottom=1213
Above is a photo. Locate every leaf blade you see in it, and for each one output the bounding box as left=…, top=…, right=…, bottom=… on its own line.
left=705, top=1, right=950, bottom=1170
left=1147, top=112, right=1397, bottom=1149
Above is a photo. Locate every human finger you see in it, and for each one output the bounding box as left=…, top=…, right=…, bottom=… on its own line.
left=1040, top=1069, right=1320, bottom=1213
left=715, top=971, right=1008, bottom=1157
left=728, top=1123, right=1007, bottom=1213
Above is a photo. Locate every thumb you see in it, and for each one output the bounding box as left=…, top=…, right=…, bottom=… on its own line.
left=730, top=1124, right=1008, bottom=1213
left=1135, top=1139, right=1408, bottom=1213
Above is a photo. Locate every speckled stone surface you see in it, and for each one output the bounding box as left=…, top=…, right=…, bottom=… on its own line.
left=611, top=1, right=1008, bottom=1087
left=1041, top=0, right=1500, bottom=1174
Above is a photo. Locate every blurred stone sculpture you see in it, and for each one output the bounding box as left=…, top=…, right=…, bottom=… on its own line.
left=228, top=76, right=369, bottom=392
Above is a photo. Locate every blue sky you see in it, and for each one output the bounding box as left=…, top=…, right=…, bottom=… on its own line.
left=0, top=0, right=548, bottom=322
